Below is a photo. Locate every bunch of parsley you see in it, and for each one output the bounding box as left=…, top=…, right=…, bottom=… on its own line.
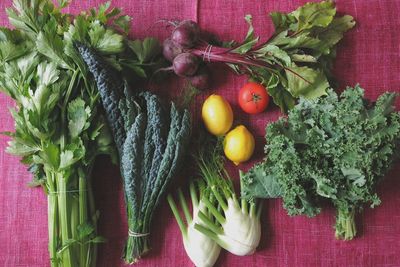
left=0, top=1, right=161, bottom=266
left=241, top=86, right=400, bottom=240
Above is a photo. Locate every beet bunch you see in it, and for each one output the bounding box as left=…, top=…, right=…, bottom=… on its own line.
left=163, top=20, right=210, bottom=90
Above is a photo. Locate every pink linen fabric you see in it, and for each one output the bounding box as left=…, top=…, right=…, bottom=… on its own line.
left=0, top=0, right=400, bottom=266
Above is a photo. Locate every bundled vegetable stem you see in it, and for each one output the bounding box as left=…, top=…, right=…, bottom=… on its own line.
left=335, top=206, right=356, bottom=240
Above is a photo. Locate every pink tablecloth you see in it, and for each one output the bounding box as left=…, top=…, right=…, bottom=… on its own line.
left=1, top=0, right=400, bottom=266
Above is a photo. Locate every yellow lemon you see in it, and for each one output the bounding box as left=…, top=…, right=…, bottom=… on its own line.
left=223, top=125, right=255, bottom=165
left=202, top=94, right=233, bottom=136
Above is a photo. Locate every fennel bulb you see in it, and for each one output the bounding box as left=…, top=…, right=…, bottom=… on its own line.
left=168, top=181, right=221, bottom=267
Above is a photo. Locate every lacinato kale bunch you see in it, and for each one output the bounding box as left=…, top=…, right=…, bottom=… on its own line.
left=241, top=86, right=400, bottom=240
left=76, top=43, right=191, bottom=263
left=162, top=1, right=355, bottom=112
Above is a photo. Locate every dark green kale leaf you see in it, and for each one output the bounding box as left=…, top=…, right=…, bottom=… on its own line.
left=241, top=85, right=400, bottom=240
left=76, top=44, right=192, bottom=263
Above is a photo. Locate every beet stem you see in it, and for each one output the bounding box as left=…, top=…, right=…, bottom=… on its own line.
left=191, top=47, right=274, bottom=69
left=191, top=45, right=311, bottom=84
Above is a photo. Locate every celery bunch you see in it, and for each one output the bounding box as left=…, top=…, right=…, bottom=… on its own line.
left=0, top=0, right=147, bottom=265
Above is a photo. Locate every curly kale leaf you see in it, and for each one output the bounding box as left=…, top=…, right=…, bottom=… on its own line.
left=242, top=85, right=400, bottom=239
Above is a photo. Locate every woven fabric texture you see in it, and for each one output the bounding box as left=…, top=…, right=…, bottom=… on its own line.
left=0, top=0, right=399, bottom=266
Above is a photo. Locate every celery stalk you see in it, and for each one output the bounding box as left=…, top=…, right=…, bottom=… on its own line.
left=47, top=169, right=59, bottom=267
left=57, top=173, right=73, bottom=267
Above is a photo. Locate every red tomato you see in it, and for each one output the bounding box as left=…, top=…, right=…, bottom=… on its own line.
left=238, top=82, right=269, bottom=114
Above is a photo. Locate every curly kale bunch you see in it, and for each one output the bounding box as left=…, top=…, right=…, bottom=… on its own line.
left=241, top=85, right=400, bottom=240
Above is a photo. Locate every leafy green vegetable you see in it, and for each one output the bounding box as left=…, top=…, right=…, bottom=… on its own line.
left=76, top=43, right=192, bottom=263
left=129, top=37, right=162, bottom=63
left=250, top=1, right=355, bottom=111
left=192, top=1, right=355, bottom=112
left=291, top=0, right=336, bottom=31
left=241, top=85, right=400, bottom=240
left=0, top=1, right=162, bottom=266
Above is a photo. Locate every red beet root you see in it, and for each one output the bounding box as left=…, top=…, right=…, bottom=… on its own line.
left=188, top=66, right=210, bottom=90
left=162, top=38, right=183, bottom=62
left=171, top=20, right=200, bottom=48
left=173, top=53, right=199, bottom=77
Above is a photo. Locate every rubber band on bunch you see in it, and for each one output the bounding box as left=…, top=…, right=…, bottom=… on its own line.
left=202, top=44, right=213, bottom=62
